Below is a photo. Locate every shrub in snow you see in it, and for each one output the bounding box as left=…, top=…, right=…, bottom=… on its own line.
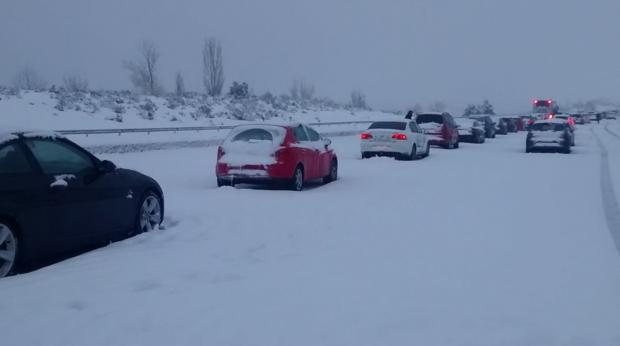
left=229, top=82, right=249, bottom=99
left=192, top=104, right=212, bottom=119
left=139, top=99, right=157, bottom=120
left=260, top=92, right=275, bottom=105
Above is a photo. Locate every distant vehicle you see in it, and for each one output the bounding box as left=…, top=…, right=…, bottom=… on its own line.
left=521, top=115, right=538, bottom=128
left=216, top=124, right=338, bottom=191
left=454, top=117, right=486, bottom=143
left=526, top=120, right=572, bottom=154
left=415, top=112, right=460, bottom=149
left=502, top=117, right=519, bottom=133
left=469, top=115, right=496, bottom=138
left=0, top=132, right=164, bottom=278
left=532, top=99, right=559, bottom=115
left=360, top=120, right=430, bottom=160
left=490, top=116, right=509, bottom=135
left=571, top=113, right=591, bottom=125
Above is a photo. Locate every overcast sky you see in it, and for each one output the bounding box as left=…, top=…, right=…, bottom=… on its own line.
left=1, top=0, right=619, bottom=113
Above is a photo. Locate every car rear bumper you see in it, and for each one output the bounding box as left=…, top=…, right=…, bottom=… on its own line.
left=216, top=162, right=294, bottom=180
left=361, top=141, right=411, bottom=155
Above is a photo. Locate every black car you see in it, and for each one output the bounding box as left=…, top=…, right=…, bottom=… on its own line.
left=0, top=132, right=164, bottom=278
left=502, top=117, right=519, bottom=133
left=469, top=115, right=496, bottom=138
left=490, top=116, right=509, bottom=135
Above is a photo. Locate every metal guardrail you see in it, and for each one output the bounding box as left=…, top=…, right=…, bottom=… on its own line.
left=57, top=120, right=374, bottom=136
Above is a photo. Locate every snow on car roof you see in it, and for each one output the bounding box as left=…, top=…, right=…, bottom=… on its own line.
left=416, top=112, right=445, bottom=116
left=454, top=117, right=476, bottom=125
left=533, top=119, right=567, bottom=125
left=0, top=129, right=64, bottom=142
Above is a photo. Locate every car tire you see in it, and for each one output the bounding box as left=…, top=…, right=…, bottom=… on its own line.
left=454, top=140, right=460, bottom=149
left=217, top=178, right=234, bottom=187
left=0, top=221, right=19, bottom=278
left=323, top=160, right=338, bottom=184
left=409, top=144, right=418, bottom=160
left=423, top=142, right=431, bottom=158
left=136, top=192, right=163, bottom=233
left=290, top=165, right=304, bottom=191
left=361, top=152, right=371, bottom=159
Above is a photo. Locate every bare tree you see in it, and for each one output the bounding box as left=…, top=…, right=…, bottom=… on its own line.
left=289, top=81, right=300, bottom=100
left=63, top=74, right=89, bottom=92
left=351, top=90, right=367, bottom=109
left=290, top=79, right=315, bottom=102
left=123, top=40, right=162, bottom=95
left=175, top=72, right=185, bottom=97
left=202, top=38, right=225, bottom=96
left=13, top=67, right=47, bottom=90
left=299, top=81, right=315, bottom=101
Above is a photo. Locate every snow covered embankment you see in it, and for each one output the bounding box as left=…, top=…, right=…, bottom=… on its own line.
left=0, top=90, right=396, bottom=152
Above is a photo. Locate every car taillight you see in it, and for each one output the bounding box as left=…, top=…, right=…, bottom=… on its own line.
left=361, top=133, right=373, bottom=140
left=392, top=133, right=407, bottom=140
left=217, top=146, right=225, bottom=160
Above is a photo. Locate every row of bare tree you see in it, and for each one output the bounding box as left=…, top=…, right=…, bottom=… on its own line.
left=10, top=37, right=370, bottom=108
left=123, top=38, right=224, bottom=97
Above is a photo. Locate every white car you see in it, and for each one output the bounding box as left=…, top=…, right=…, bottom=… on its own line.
left=361, top=120, right=430, bottom=160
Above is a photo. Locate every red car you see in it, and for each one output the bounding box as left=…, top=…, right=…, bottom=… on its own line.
left=216, top=124, right=338, bottom=191
left=415, top=112, right=460, bottom=149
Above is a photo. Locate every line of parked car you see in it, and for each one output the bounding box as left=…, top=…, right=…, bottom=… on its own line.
left=0, top=110, right=615, bottom=278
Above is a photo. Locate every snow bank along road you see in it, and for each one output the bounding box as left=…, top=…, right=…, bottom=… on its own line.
left=2, top=123, right=620, bottom=346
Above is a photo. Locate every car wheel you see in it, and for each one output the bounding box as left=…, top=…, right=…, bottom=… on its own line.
left=424, top=142, right=431, bottom=158
left=409, top=144, right=418, bottom=160
left=0, top=222, right=19, bottom=278
left=217, top=178, right=233, bottom=187
left=454, top=140, right=459, bottom=149
left=361, top=152, right=371, bottom=159
left=137, top=192, right=163, bottom=233
left=323, top=160, right=338, bottom=184
left=291, top=165, right=304, bottom=191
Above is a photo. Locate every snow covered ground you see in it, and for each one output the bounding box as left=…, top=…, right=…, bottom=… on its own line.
left=1, top=123, right=620, bottom=346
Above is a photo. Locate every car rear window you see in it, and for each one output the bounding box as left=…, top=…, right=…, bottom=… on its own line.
left=232, top=129, right=273, bottom=142
left=531, top=123, right=565, bottom=131
left=416, top=114, right=444, bottom=124
left=369, top=122, right=407, bottom=130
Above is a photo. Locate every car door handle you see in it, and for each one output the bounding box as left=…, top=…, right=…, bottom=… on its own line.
left=49, top=180, right=68, bottom=193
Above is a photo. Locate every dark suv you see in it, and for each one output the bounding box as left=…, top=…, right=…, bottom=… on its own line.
left=415, top=112, right=460, bottom=149
left=469, top=115, right=496, bottom=138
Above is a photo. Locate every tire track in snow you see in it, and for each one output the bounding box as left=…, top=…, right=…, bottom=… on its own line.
left=592, top=126, right=620, bottom=256
left=604, top=124, right=620, bottom=140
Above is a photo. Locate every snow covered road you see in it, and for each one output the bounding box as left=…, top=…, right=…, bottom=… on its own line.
left=2, top=124, right=620, bottom=346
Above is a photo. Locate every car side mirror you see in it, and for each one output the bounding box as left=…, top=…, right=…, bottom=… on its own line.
left=99, top=160, right=116, bottom=174
left=323, top=138, right=332, bottom=148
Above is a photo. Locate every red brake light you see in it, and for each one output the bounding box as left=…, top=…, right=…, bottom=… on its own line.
left=392, top=133, right=407, bottom=140
left=361, top=133, right=373, bottom=140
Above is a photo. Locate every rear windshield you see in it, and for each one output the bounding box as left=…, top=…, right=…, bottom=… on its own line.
left=416, top=114, right=444, bottom=124
left=232, top=129, right=273, bottom=142
left=531, top=123, right=565, bottom=131
left=369, top=122, right=407, bottom=130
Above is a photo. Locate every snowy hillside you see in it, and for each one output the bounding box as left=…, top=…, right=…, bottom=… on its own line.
left=0, top=88, right=395, bottom=130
